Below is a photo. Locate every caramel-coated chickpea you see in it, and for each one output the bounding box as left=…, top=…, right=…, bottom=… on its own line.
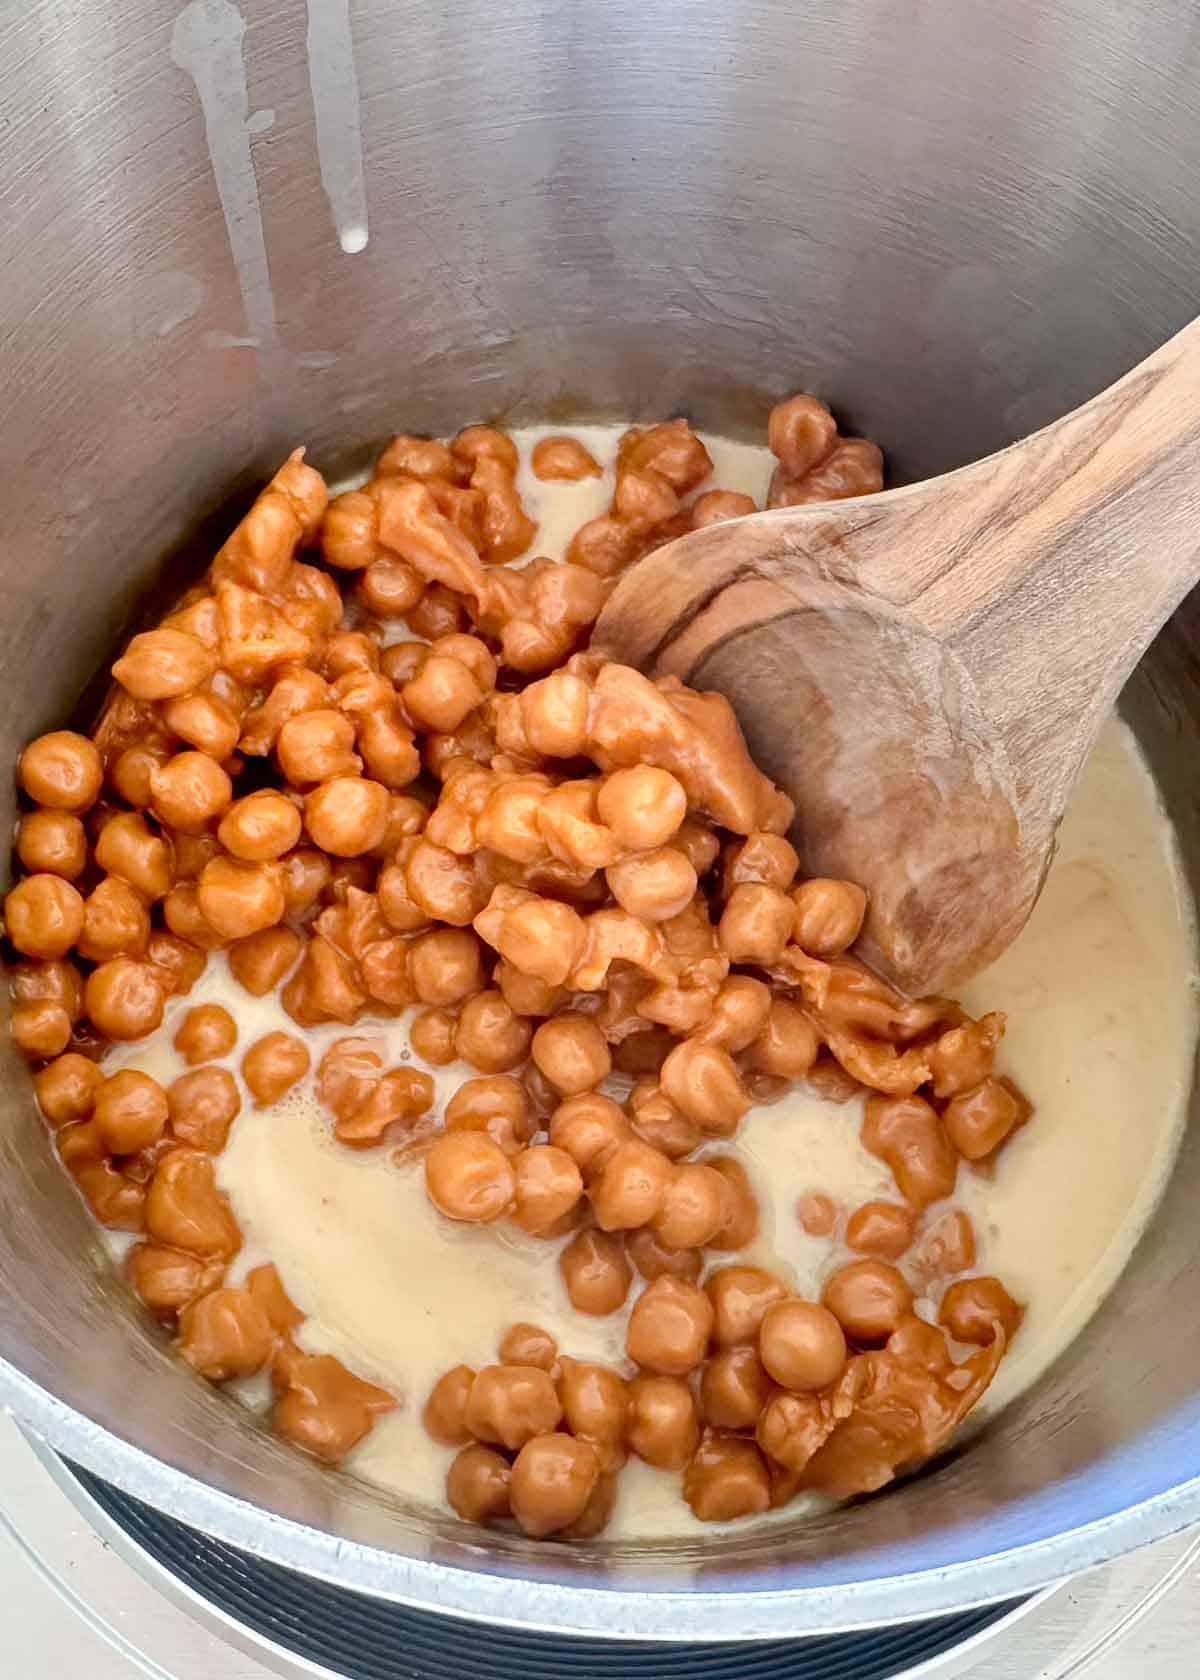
left=423, top=1364, right=478, bottom=1445
left=197, top=856, right=286, bottom=941
left=228, top=925, right=302, bottom=996
left=691, top=489, right=758, bottom=526
left=305, top=776, right=390, bottom=857
left=16, top=810, right=87, bottom=880
left=659, top=1039, right=749, bottom=1137
left=218, top=790, right=302, bottom=861
left=510, top=1433, right=600, bottom=1538
left=823, top=1259, right=914, bottom=1345
left=557, top=1358, right=628, bottom=1469
left=358, top=555, right=424, bottom=618
left=11, top=998, right=72, bottom=1058
left=700, top=1346, right=774, bottom=1431
left=916, top=1209, right=976, bottom=1278
left=718, top=883, right=794, bottom=965
left=706, top=1155, right=760, bottom=1251
left=163, top=883, right=227, bottom=951
left=149, top=753, right=233, bottom=833
left=425, top=1131, right=516, bottom=1223
left=145, top=1148, right=241, bottom=1258
left=167, top=1065, right=241, bottom=1152
left=549, top=1092, right=631, bottom=1178
left=84, top=958, right=167, bottom=1040
left=169, top=830, right=221, bottom=883
left=407, top=926, right=485, bottom=1006
left=454, top=990, right=532, bottom=1074
left=628, top=1083, right=701, bottom=1160
left=512, top=1144, right=584, bottom=1235
left=626, top=1275, right=714, bottom=1376
left=5, top=874, right=84, bottom=959
left=74, top=1160, right=146, bottom=1230
left=942, top=1077, right=1022, bottom=1160
left=626, top=1225, right=703, bottom=1285
left=446, top=1443, right=512, bottom=1523
left=791, top=878, right=868, bottom=957
left=409, top=1006, right=458, bottom=1066
left=768, top=394, right=838, bottom=479
left=626, top=1374, right=700, bottom=1470
left=173, top=1003, right=237, bottom=1066
left=940, top=1276, right=1024, bottom=1345
left=749, top=998, right=821, bottom=1080
left=464, top=1363, right=563, bottom=1451
left=34, top=1052, right=101, bottom=1127
left=755, top=1389, right=832, bottom=1474
left=10, top=957, right=82, bottom=1020
left=531, top=435, right=602, bottom=480
left=112, top=627, right=217, bottom=701
left=497, top=960, right=566, bottom=1017
left=276, top=709, right=361, bottom=784
left=145, top=931, right=207, bottom=997
left=242, top=1031, right=311, bottom=1106
left=705, top=1265, right=790, bottom=1347
left=654, top=1161, right=731, bottom=1251
left=409, top=584, right=468, bottom=641
left=558, top=1226, right=632, bottom=1315
left=77, top=875, right=151, bottom=963
left=179, top=1287, right=274, bottom=1381
left=594, top=766, right=686, bottom=852
left=845, top=1200, right=916, bottom=1261
left=445, top=1075, right=534, bottom=1156
left=758, top=1299, right=847, bottom=1392
left=402, top=656, right=483, bottom=734
left=862, top=1093, right=958, bottom=1209
left=110, top=738, right=172, bottom=809
left=694, top=975, right=772, bottom=1055
left=404, top=839, right=486, bottom=925
left=606, top=848, right=698, bottom=923
left=94, top=812, right=173, bottom=901
left=531, top=1014, right=611, bottom=1097
left=279, top=847, right=333, bottom=915
left=19, top=731, right=103, bottom=812
left=683, top=1433, right=772, bottom=1522
left=500, top=1323, right=558, bottom=1371
left=127, top=1243, right=222, bottom=1319
left=589, top=1138, right=672, bottom=1231
left=93, top=1069, right=169, bottom=1154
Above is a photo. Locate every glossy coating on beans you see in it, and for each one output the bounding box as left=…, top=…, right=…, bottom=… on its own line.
left=422, top=1364, right=477, bottom=1445
left=499, top=1323, right=558, bottom=1371
left=862, top=1093, right=958, bottom=1209
left=446, top=1444, right=512, bottom=1523
left=548, top=1092, right=631, bottom=1178
left=791, top=878, right=868, bottom=957
left=34, top=1053, right=101, bottom=1127
left=700, top=1346, right=774, bottom=1431
left=174, top=1003, right=237, bottom=1065
left=454, top=990, right=532, bottom=1073
left=218, top=790, right=303, bottom=861
left=558, top=1226, right=632, bottom=1316
left=127, top=1244, right=223, bottom=1319
left=706, top=1265, right=790, bottom=1347
left=626, top=1374, right=700, bottom=1469
left=942, top=1077, right=1022, bottom=1160
left=823, top=1259, right=914, bottom=1344
left=242, top=1032, right=311, bottom=1106
left=626, top=1225, right=703, bottom=1285
left=444, top=1075, right=533, bottom=1156
left=531, top=1014, right=612, bottom=1096
left=93, top=1069, right=169, bottom=1154
left=758, top=1299, right=847, bottom=1392
left=95, top=812, right=173, bottom=901
left=179, top=1287, right=275, bottom=1381
left=464, top=1363, right=563, bottom=1451
left=167, top=1066, right=241, bottom=1152
left=940, top=1276, right=1024, bottom=1344
left=84, top=958, right=166, bottom=1040
left=512, top=1144, right=584, bottom=1235
left=659, top=1040, right=749, bottom=1137
left=5, top=874, right=85, bottom=959
left=425, top=1132, right=515, bottom=1223
left=653, top=1161, right=731, bottom=1250
left=145, top=1149, right=241, bottom=1258
left=228, top=926, right=303, bottom=996
left=557, top=1358, right=628, bottom=1470
left=19, top=732, right=103, bottom=811
left=683, top=1432, right=771, bottom=1522
left=16, top=810, right=87, bottom=879
left=589, top=1138, right=672, bottom=1232
left=626, top=1275, right=714, bottom=1375
left=917, top=1209, right=977, bottom=1278
left=305, top=776, right=390, bottom=856
left=845, top=1200, right=916, bottom=1261
left=510, top=1433, right=600, bottom=1538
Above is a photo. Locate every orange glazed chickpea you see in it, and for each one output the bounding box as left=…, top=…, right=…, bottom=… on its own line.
left=149, top=753, right=233, bottom=833
left=425, top=1132, right=516, bottom=1223
left=167, top=1066, right=241, bottom=1152
left=112, top=628, right=217, bottom=701
left=145, top=1149, right=241, bottom=1258
left=242, top=1032, right=311, bottom=1106
left=845, top=1200, right=916, bottom=1261
left=823, top=1259, right=914, bottom=1345
left=512, top=1144, right=584, bottom=1235
left=93, top=1069, right=169, bottom=1154
left=718, top=883, right=795, bottom=965
left=228, top=925, right=302, bottom=995
left=174, top=1003, right=237, bottom=1065
left=499, top=1323, right=558, bottom=1371
left=589, top=1138, right=672, bottom=1231
left=454, top=990, right=532, bottom=1073
left=179, top=1287, right=275, bottom=1382
left=446, top=1444, right=512, bottom=1523
left=407, top=926, right=485, bottom=1006
left=531, top=435, right=602, bottom=480
left=510, top=1433, right=600, bottom=1538
left=402, top=656, right=484, bottom=734
left=85, top=958, right=167, bottom=1040
left=34, top=1053, right=101, bottom=1127
left=595, top=765, right=687, bottom=852
left=146, top=931, right=207, bottom=997
left=768, top=393, right=837, bottom=480
left=19, top=731, right=103, bottom=812
left=627, top=1225, right=703, bottom=1285
left=659, top=1039, right=750, bottom=1137
left=277, top=709, right=361, bottom=784
left=694, top=975, right=772, bottom=1055
left=558, top=1227, right=632, bottom=1315
left=305, top=776, right=390, bottom=857
left=464, top=1363, right=563, bottom=1451
left=77, top=876, right=151, bottom=963
left=626, top=1275, right=714, bottom=1376
left=749, top=997, right=821, bottom=1080
left=916, top=1209, right=977, bottom=1278
left=16, top=810, right=87, bottom=880
left=95, top=812, right=173, bottom=901
left=218, top=790, right=302, bottom=861
left=758, top=1299, right=847, bottom=1392
left=5, top=874, right=84, bottom=959
left=423, top=1364, right=478, bottom=1445
left=706, top=1265, right=790, bottom=1347
left=626, top=1374, right=701, bottom=1470
left=197, top=857, right=286, bottom=941
left=405, top=839, right=486, bottom=925
left=549, top=1092, right=631, bottom=1178
left=683, top=1433, right=771, bottom=1522
left=862, top=1093, right=958, bottom=1209
left=557, top=1358, right=627, bottom=1471
left=700, top=1346, right=774, bottom=1431
left=409, top=1006, right=458, bottom=1066
left=940, top=1276, right=1024, bottom=1345
left=11, top=999, right=72, bottom=1058
left=606, top=848, right=698, bottom=922
left=654, top=1162, right=731, bottom=1251
left=791, top=878, right=868, bottom=957
left=127, top=1244, right=222, bottom=1320
left=445, top=1075, right=534, bottom=1156
left=942, top=1077, right=1023, bottom=1160
left=531, top=1014, right=611, bottom=1097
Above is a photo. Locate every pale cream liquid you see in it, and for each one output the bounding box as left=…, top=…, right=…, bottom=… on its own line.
left=106, top=426, right=1199, bottom=1538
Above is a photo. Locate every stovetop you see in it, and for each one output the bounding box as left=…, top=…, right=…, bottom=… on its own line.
left=1, top=1412, right=1196, bottom=1680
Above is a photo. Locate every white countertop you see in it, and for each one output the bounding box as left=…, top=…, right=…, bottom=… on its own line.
left=1, top=1409, right=1196, bottom=1679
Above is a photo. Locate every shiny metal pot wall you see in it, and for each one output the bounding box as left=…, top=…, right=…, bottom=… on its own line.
left=1, top=0, right=1199, bottom=1641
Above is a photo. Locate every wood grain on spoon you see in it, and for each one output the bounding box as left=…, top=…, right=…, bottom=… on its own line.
left=595, top=319, right=1200, bottom=995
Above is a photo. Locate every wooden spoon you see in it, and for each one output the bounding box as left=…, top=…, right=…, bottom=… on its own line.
left=594, top=319, right=1200, bottom=996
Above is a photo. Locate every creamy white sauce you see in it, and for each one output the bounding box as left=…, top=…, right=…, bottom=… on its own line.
left=106, top=425, right=1198, bottom=1538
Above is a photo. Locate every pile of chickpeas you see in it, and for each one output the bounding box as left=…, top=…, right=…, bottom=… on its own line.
left=4, top=396, right=1027, bottom=1533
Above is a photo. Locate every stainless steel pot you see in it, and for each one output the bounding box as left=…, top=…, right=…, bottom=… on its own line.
left=3, top=0, right=1200, bottom=1642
